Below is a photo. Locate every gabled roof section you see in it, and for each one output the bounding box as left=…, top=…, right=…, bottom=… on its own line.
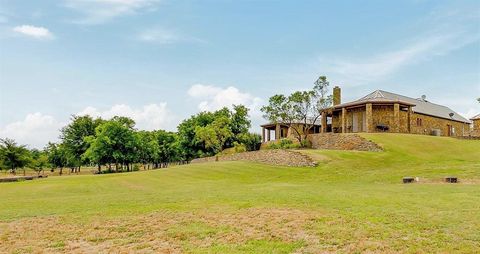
left=334, top=90, right=469, bottom=123
left=471, top=114, right=480, bottom=120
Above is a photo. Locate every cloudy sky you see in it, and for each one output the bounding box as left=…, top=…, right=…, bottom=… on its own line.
left=0, top=0, right=479, bottom=148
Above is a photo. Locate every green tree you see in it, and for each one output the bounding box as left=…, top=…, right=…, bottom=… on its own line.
left=261, top=76, right=332, bottom=146
left=154, top=130, right=181, bottom=167
left=136, top=131, right=158, bottom=169
left=60, top=115, right=102, bottom=172
left=45, top=142, right=69, bottom=175
left=195, top=116, right=233, bottom=155
left=0, top=138, right=31, bottom=175
left=84, top=117, right=138, bottom=171
left=238, top=132, right=262, bottom=151
left=177, top=106, right=252, bottom=159
left=177, top=111, right=217, bottom=160
left=29, top=149, right=49, bottom=176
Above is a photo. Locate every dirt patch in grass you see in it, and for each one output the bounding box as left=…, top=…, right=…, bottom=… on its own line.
left=1, top=207, right=478, bottom=253
left=0, top=208, right=321, bottom=253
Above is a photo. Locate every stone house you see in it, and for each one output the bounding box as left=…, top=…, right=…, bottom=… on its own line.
left=470, top=114, right=480, bottom=136
left=320, top=87, right=471, bottom=137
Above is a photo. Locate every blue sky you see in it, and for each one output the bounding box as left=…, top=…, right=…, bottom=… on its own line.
left=0, top=0, right=479, bottom=148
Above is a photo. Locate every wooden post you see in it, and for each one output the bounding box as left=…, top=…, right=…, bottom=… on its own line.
left=267, top=128, right=271, bottom=141
left=341, top=108, right=346, bottom=133
left=275, top=124, right=281, bottom=140
left=321, top=111, right=327, bottom=133
left=366, top=103, right=373, bottom=133
left=393, top=103, right=400, bottom=133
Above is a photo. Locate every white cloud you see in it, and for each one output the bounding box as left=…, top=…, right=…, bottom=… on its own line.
left=12, top=25, right=54, bottom=39
left=64, top=0, right=159, bottom=24
left=77, top=103, right=176, bottom=131
left=0, top=113, right=63, bottom=149
left=138, top=27, right=205, bottom=45
left=188, top=84, right=262, bottom=112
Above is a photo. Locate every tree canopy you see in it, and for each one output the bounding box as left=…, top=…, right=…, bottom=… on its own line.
left=261, top=76, right=332, bottom=145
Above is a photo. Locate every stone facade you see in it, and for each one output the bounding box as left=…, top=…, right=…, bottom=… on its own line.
left=307, top=133, right=382, bottom=152
left=409, top=112, right=470, bottom=136
left=191, top=149, right=317, bottom=167
left=328, top=104, right=469, bottom=137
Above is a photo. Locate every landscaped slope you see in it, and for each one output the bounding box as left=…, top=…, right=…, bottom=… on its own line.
left=0, top=134, right=479, bottom=253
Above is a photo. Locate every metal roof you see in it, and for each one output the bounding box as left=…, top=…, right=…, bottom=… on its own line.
left=336, top=90, right=469, bottom=123
left=471, top=114, right=480, bottom=120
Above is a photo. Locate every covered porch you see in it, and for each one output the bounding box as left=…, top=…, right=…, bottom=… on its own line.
left=320, top=101, right=415, bottom=134
left=260, top=123, right=289, bottom=143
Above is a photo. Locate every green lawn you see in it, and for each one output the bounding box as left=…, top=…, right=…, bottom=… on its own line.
left=1, top=134, right=479, bottom=253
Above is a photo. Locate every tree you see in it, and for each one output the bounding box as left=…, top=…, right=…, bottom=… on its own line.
left=60, top=115, right=102, bottom=172
left=238, top=132, right=262, bottom=151
left=84, top=117, right=138, bottom=171
left=195, top=116, right=233, bottom=155
left=154, top=130, right=181, bottom=167
left=0, top=138, right=31, bottom=175
left=45, top=142, right=68, bottom=175
left=29, top=149, right=49, bottom=176
left=136, top=131, right=159, bottom=169
left=261, top=76, right=332, bottom=146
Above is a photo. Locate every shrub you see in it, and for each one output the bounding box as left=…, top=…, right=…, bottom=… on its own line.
left=233, top=142, right=246, bottom=153
left=268, top=138, right=300, bottom=149
left=238, top=133, right=261, bottom=151
left=132, top=164, right=140, bottom=171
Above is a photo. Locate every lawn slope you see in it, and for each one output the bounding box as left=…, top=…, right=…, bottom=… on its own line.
left=0, top=134, right=479, bottom=253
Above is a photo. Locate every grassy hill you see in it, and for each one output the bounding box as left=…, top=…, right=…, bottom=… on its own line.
left=0, top=134, right=479, bottom=253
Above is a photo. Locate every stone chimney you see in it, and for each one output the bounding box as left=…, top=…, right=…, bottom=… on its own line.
left=333, top=86, right=341, bottom=106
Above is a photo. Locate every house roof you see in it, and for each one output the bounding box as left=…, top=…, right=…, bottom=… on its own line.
left=334, top=90, right=470, bottom=123
left=471, top=114, right=480, bottom=120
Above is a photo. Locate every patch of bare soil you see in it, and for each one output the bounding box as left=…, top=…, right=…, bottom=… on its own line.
left=0, top=208, right=392, bottom=253
left=0, top=208, right=316, bottom=253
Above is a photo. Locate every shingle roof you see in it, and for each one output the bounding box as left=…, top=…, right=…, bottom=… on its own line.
left=335, top=90, right=469, bottom=123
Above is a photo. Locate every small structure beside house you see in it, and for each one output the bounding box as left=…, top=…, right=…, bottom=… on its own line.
left=261, top=121, right=321, bottom=143
left=319, top=87, right=470, bottom=137
left=470, top=114, right=480, bottom=136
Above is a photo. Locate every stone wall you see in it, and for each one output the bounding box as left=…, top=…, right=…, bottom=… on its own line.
left=409, top=113, right=470, bottom=137
left=329, top=104, right=470, bottom=137
left=191, top=149, right=317, bottom=167
left=307, top=133, right=382, bottom=152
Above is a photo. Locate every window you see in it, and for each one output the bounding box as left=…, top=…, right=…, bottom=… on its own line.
left=416, top=118, right=422, bottom=126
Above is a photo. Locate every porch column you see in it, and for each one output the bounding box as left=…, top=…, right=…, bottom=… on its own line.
left=261, top=127, right=265, bottom=142
left=321, top=111, right=327, bottom=133
left=275, top=124, right=280, bottom=140
left=341, top=108, right=346, bottom=133
left=393, top=103, right=400, bottom=133
left=267, top=128, right=271, bottom=141
left=366, top=103, right=373, bottom=133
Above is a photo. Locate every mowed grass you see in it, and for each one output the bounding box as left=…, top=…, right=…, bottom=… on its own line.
left=0, top=134, right=479, bottom=253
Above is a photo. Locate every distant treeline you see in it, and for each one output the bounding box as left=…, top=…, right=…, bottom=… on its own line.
left=0, top=105, right=261, bottom=175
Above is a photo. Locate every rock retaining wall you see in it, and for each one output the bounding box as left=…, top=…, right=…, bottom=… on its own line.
left=191, top=149, right=317, bottom=167
left=307, top=133, right=382, bottom=151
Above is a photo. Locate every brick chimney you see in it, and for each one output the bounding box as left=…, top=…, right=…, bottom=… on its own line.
left=333, top=86, right=341, bottom=106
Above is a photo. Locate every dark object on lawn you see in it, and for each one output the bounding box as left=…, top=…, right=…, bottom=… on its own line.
left=376, top=124, right=389, bottom=132
left=403, top=177, right=415, bottom=183
left=445, top=177, right=458, bottom=183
